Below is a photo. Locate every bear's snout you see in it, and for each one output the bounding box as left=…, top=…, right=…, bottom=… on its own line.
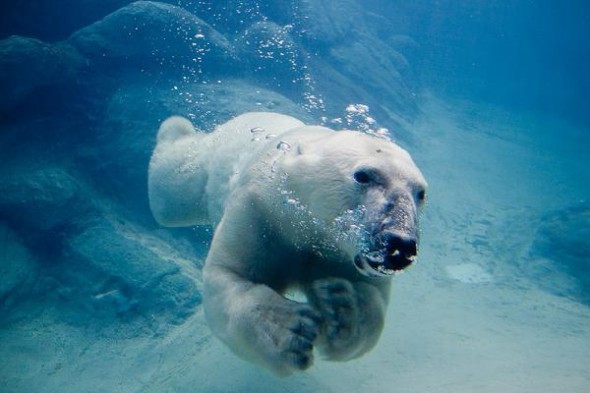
left=354, top=230, right=419, bottom=277
left=380, top=231, right=417, bottom=257
left=380, top=231, right=418, bottom=271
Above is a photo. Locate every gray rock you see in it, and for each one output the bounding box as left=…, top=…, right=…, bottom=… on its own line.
left=62, top=216, right=202, bottom=327
left=528, top=203, right=590, bottom=304
left=389, top=35, right=420, bottom=60
left=0, top=0, right=266, bottom=41
left=0, top=223, right=38, bottom=308
left=329, top=35, right=417, bottom=113
left=252, top=0, right=419, bottom=122
left=183, top=0, right=271, bottom=35
left=0, top=159, right=202, bottom=329
left=0, top=164, right=92, bottom=232
left=0, top=0, right=132, bottom=41
left=69, top=1, right=237, bottom=71
left=236, top=21, right=306, bottom=89
left=0, top=36, right=83, bottom=110
left=289, top=0, right=366, bottom=46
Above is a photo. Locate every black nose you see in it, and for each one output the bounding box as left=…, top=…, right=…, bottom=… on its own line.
left=381, top=231, right=417, bottom=257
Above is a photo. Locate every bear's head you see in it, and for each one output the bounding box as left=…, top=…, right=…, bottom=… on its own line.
left=278, top=128, right=427, bottom=278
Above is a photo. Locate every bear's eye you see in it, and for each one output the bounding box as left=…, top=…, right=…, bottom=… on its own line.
left=417, top=189, right=426, bottom=202
left=353, top=169, right=372, bottom=184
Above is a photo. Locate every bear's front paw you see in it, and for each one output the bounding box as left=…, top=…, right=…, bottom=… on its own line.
left=250, top=302, right=321, bottom=374
left=282, top=305, right=322, bottom=370
left=308, top=278, right=360, bottom=359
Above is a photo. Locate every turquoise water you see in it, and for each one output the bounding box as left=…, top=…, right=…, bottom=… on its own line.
left=1, top=1, right=588, bottom=392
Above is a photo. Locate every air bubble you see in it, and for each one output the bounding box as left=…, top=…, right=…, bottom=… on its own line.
left=276, top=141, right=291, bottom=152
left=250, top=127, right=265, bottom=141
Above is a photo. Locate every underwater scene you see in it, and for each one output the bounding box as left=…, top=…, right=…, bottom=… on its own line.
left=1, top=1, right=589, bottom=392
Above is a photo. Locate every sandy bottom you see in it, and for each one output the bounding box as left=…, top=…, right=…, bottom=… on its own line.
left=1, top=94, right=589, bottom=392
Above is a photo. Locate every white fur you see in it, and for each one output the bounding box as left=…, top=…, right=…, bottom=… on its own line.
left=148, top=112, right=427, bottom=375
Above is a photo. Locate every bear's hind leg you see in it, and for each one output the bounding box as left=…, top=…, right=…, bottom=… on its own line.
left=148, top=116, right=209, bottom=227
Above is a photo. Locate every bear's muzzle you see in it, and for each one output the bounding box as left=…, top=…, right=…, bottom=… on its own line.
left=354, top=230, right=418, bottom=277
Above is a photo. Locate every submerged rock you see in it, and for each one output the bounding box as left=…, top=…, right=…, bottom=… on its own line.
left=61, top=216, right=202, bottom=328
left=0, top=159, right=201, bottom=329
left=236, top=21, right=307, bottom=91
left=291, top=0, right=366, bottom=46
left=0, top=36, right=83, bottom=111
left=0, top=0, right=133, bottom=41
left=329, top=36, right=417, bottom=114
left=528, top=203, right=590, bottom=304
left=0, top=165, right=92, bottom=232
left=0, top=223, right=38, bottom=311
left=69, top=1, right=237, bottom=72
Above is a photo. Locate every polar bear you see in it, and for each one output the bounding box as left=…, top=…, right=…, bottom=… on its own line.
left=148, top=112, right=427, bottom=375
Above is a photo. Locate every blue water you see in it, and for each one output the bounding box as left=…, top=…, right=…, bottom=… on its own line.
left=387, top=0, right=590, bottom=126
left=0, top=1, right=589, bottom=392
